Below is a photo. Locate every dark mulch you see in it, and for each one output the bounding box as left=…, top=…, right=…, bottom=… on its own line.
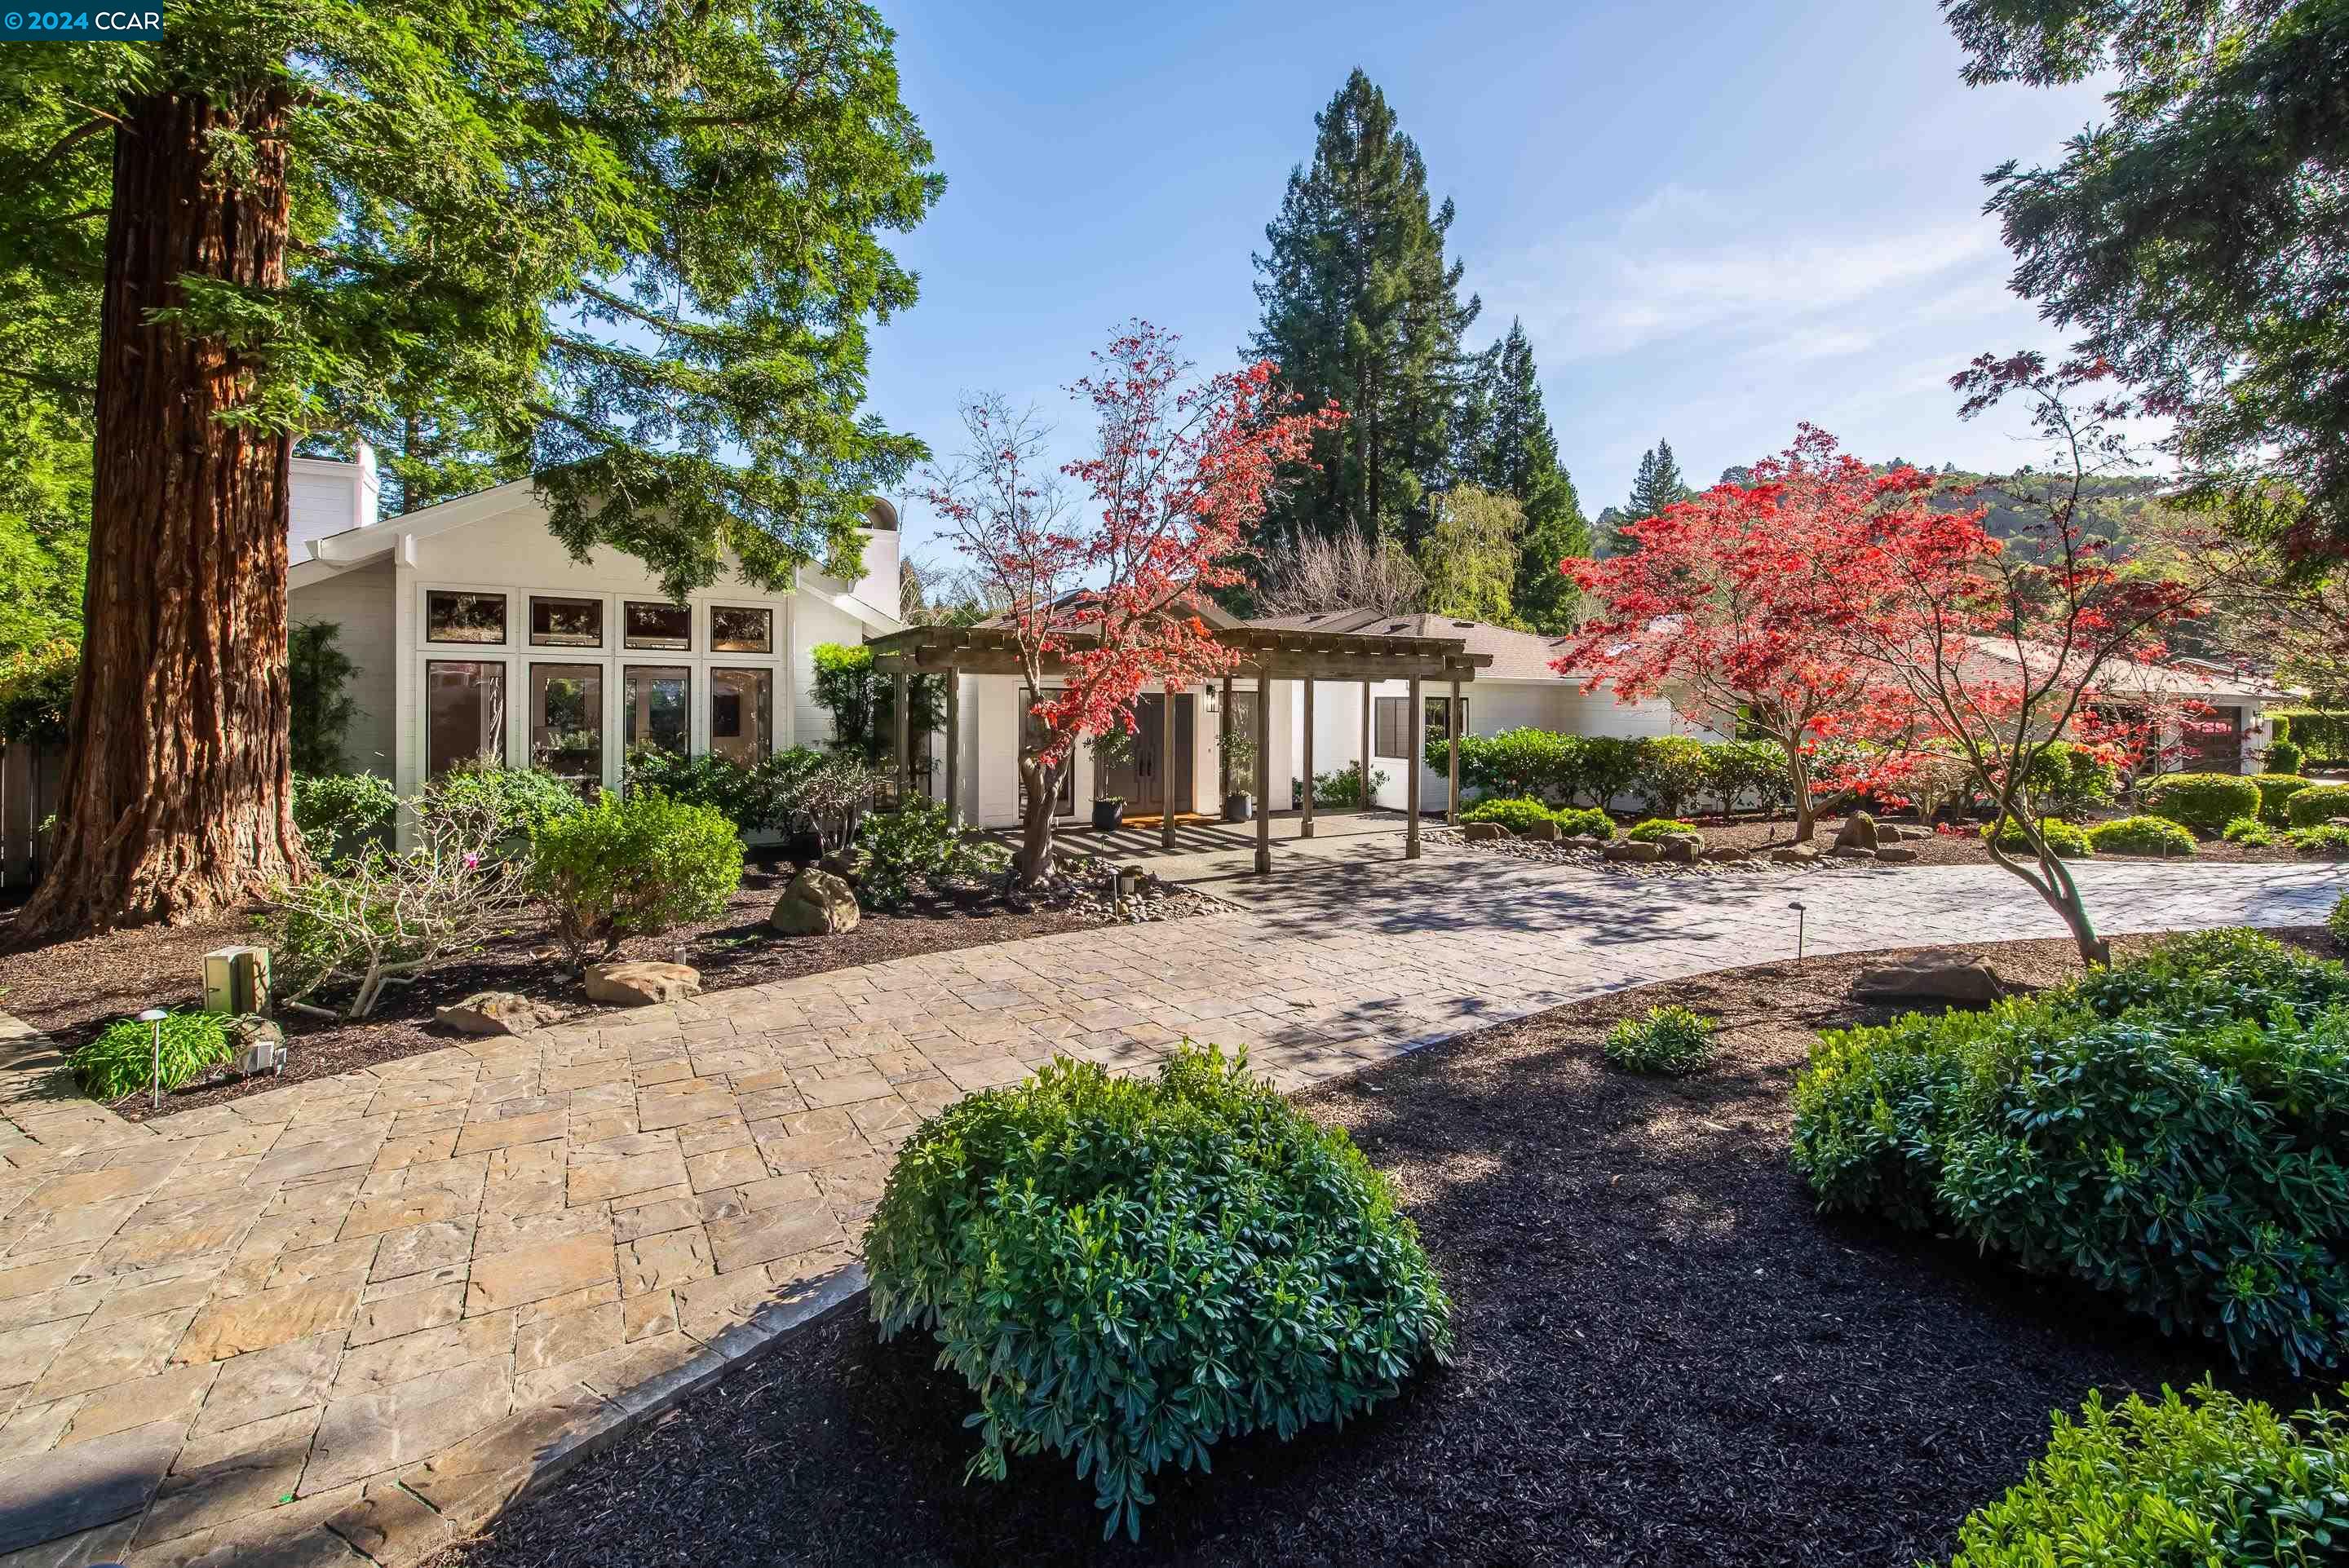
left=0, top=861, right=1121, bottom=1123
left=427, top=928, right=2328, bottom=1568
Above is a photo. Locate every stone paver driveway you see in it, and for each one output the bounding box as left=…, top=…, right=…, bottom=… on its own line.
left=0, top=852, right=2339, bottom=1566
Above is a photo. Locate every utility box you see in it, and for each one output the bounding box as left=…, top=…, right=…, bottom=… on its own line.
left=202, top=946, right=272, bottom=1016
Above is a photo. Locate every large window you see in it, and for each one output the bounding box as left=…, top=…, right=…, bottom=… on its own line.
left=529, top=596, right=603, bottom=648
left=710, top=607, right=772, bottom=654
left=708, top=668, right=772, bottom=764
left=623, top=665, right=691, bottom=755
left=624, top=601, right=692, bottom=651
left=1427, top=696, right=1466, bottom=751
left=530, top=664, right=604, bottom=792
left=427, top=660, right=506, bottom=776
left=1373, top=696, right=1412, bottom=759
left=425, top=590, right=507, bottom=645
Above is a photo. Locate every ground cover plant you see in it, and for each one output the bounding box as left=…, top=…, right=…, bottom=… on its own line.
left=1793, top=929, right=2349, bottom=1371
left=1603, top=1004, right=1714, bottom=1074
left=865, top=1044, right=1453, bottom=1541
left=853, top=800, right=1004, bottom=908
left=72, top=1009, right=232, bottom=1099
left=1935, top=1382, right=2349, bottom=1567
left=2226, top=815, right=2277, bottom=847
left=1626, top=817, right=1701, bottom=845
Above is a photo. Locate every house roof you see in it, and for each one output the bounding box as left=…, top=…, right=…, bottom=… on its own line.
left=1964, top=637, right=2293, bottom=703
left=867, top=617, right=1493, bottom=682
left=1245, top=611, right=1581, bottom=681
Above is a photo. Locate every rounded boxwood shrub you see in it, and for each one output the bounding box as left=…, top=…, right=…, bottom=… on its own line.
left=1979, top=815, right=2092, bottom=858
left=74, top=1010, right=233, bottom=1100
left=2265, top=737, right=2306, bottom=774
left=1626, top=816, right=1702, bottom=846
left=2142, top=771, right=2262, bottom=833
left=2287, top=780, right=2349, bottom=828
left=865, top=1045, right=1453, bottom=1540
left=1793, top=929, right=2349, bottom=1371
left=2084, top=815, right=2196, bottom=857
left=1552, top=806, right=1614, bottom=840
left=2253, top=772, right=2312, bottom=824
left=1935, top=1382, right=2349, bottom=1567
left=1604, top=1005, right=1714, bottom=1074
left=1459, top=797, right=1557, bottom=836
left=527, top=789, right=744, bottom=968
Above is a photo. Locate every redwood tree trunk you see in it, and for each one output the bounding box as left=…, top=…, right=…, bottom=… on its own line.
left=16, top=89, right=305, bottom=940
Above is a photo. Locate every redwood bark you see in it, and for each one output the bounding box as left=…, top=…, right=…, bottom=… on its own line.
left=16, top=90, right=306, bottom=940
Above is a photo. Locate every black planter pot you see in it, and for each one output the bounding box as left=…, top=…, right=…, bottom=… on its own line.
left=1223, top=793, right=1254, bottom=823
left=1091, top=799, right=1126, bottom=832
left=782, top=828, right=825, bottom=868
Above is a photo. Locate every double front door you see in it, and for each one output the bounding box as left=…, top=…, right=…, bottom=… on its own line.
left=1097, top=693, right=1196, bottom=815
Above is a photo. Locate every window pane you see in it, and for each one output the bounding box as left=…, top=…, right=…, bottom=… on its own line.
left=529, top=596, right=603, bottom=648
left=425, top=590, right=506, bottom=644
left=710, top=606, right=772, bottom=654
left=623, top=665, right=691, bottom=755
left=1374, top=696, right=1409, bottom=758
left=623, top=601, right=692, bottom=650
left=427, top=660, right=506, bottom=776
left=530, top=664, right=603, bottom=793
left=708, top=668, right=772, bottom=764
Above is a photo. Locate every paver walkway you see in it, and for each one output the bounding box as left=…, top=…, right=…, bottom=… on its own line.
left=0, top=852, right=2339, bottom=1566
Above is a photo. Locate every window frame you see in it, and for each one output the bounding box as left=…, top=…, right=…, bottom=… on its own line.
left=705, top=663, right=776, bottom=766
left=527, top=594, right=605, bottom=650
left=708, top=605, right=773, bottom=655
left=1373, top=696, right=1412, bottom=759
left=621, top=663, right=694, bottom=757
left=423, top=657, right=511, bottom=778
left=527, top=660, right=605, bottom=794
left=622, top=599, right=694, bottom=652
left=422, top=589, right=510, bottom=647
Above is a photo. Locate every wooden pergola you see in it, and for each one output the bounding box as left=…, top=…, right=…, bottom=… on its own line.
left=867, top=623, right=1493, bottom=873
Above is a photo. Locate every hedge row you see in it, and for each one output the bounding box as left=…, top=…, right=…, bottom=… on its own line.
left=2272, top=708, right=2349, bottom=766
left=1439, top=731, right=1793, bottom=816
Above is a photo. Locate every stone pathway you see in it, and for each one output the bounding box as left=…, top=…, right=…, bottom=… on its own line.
left=0, top=852, right=2339, bottom=1566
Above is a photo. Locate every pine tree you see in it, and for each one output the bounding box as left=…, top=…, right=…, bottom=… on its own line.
left=1455, top=320, right=1590, bottom=632
left=1612, top=439, right=1692, bottom=554
left=1251, top=70, right=1479, bottom=555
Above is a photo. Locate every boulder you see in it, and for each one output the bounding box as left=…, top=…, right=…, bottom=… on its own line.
left=770, top=868, right=860, bottom=937
left=1851, top=956, right=2011, bottom=1007
left=1603, top=840, right=1663, bottom=864
left=1701, top=846, right=1751, bottom=863
left=1563, top=834, right=1608, bottom=850
left=1460, top=821, right=1513, bottom=842
left=1658, top=833, right=1702, bottom=864
left=1770, top=845, right=1820, bottom=866
left=1832, top=812, right=1879, bottom=852
left=817, top=848, right=868, bottom=883
left=1829, top=845, right=1878, bottom=859
left=224, top=1015, right=287, bottom=1075
left=583, top=961, right=703, bottom=1007
left=434, top=991, right=561, bottom=1036
left=1873, top=846, right=1919, bottom=864
left=1523, top=818, right=1562, bottom=842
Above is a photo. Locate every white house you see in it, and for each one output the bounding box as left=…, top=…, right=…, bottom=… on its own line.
left=285, top=453, right=904, bottom=805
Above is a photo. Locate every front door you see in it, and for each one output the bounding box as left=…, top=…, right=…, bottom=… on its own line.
left=1099, top=695, right=1195, bottom=815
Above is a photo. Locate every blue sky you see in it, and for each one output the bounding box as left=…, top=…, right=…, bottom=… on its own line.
left=862, top=0, right=2120, bottom=561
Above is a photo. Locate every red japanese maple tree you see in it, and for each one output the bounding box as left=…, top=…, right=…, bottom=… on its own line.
left=917, top=321, right=1339, bottom=885
left=1552, top=426, right=1918, bottom=841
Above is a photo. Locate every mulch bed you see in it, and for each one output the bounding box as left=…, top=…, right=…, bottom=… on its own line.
left=426, top=928, right=2329, bottom=1568
left=0, top=860, right=1190, bottom=1124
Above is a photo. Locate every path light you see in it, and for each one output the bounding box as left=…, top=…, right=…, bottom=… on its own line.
left=1789, top=901, right=1807, bottom=962
left=138, top=1008, right=168, bottom=1110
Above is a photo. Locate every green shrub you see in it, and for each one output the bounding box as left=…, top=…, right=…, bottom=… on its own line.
left=291, top=772, right=396, bottom=868
left=2084, top=815, right=2196, bottom=857
left=2272, top=713, right=2294, bottom=746
left=73, top=1011, right=233, bottom=1100
left=1626, top=817, right=1701, bottom=845
left=2288, top=781, right=2349, bottom=828
left=854, top=802, right=1003, bottom=908
left=2023, top=740, right=2118, bottom=819
left=2266, top=738, right=2307, bottom=775
left=1634, top=735, right=1712, bottom=817
left=2291, top=823, right=2349, bottom=856
left=1577, top=736, right=1645, bottom=808
left=2253, top=773, right=2313, bottom=825
left=528, top=790, right=744, bottom=968
left=0, top=639, right=77, bottom=746
left=2273, top=708, right=2349, bottom=766
left=1980, top=815, right=2093, bottom=858
left=623, top=747, right=774, bottom=831
left=2142, top=771, right=2263, bottom=833
left=288, top=620, right=361, bottom=775
left=1604, top=1005, right=1714, bottom=1075
left=2333, top=888, right=2349, bottom=947
left=2223, top=815, right=2277, bottom=847
left=1553, top=806, right=1614, bottom=840
left=431, top=759, right=583, bottom=844
left=1449, top=728, right=1576, bottom=802
left=866, top=1045, right=1453, bottom=1540
left=1460, top=797, right=1557, bottom=835
left=1311, top=760, right=1387, bottom=807
left=1936, top=1382, right=2349, bottom=1568
left=1704, top=739, right=1791, bottom=815
left=1793, top=929, right=2349, bottom=1371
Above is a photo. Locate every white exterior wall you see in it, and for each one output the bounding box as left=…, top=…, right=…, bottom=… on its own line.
left=288, top=558, right=396, bottom=775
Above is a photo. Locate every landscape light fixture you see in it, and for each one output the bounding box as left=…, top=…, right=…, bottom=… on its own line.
left=1789, top=901, right=1807, bottom=962
left=137, top=1008, right=168, bottom=1109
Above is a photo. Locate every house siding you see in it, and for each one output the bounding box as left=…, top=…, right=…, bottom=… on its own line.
left=289, top=557, right=396, bottom=776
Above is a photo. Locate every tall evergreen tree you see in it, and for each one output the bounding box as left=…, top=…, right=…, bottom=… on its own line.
left=1612, top=439, right=1692, bottom=554
left=1251, top=69, right=1478, bottom=556
left=1455, top=319, right=1589, bottom=632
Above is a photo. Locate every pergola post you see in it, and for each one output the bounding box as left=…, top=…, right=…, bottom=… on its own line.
left=1405, top=674, right=1423, bottom=860
left=891, top=670, right=910, bottom=809
left=1254, top=670, right=1273, bottom=875
left=1161, top=680, right=1179, bottom=850
left=1300, top=677, right=1316, bottom=838
left=1360, top=678, right=1373, bottom=812
left=942, top=670, right=961, bottom=828
left=1446, top=676, right=1462, bottom=826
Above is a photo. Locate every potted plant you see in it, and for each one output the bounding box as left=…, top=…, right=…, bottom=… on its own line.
left=1090, top=728, right=1132, bottom=831
left=1219, top=730, right=1258, bottom=823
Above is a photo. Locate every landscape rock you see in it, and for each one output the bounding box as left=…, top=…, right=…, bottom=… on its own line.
left=1563, top=834, right=1608, bottom=850
left=1603, top=841, right=1663, bottom=864
left=1658, top=833, right=1702, bottom=864
left=225, top=1014, right=287, bottom=1054
left=1701, top=846, right=1750, bottom=863
left=1832, top=812, right=1879, bottom=852
left=1874, top=846, right=1919, bottom=864
left=770, top=868, right=860, bottom=937
left=1770, top=845, right=1820, bottom=866
left=1829, top=845, right=1877, bottom=859
left=817, top=848, right=868, bottom=883
left=582, top=961, right=703, bottom=1007
left=1460, top=821, right=1513, bottom=842
left=1522, top=819, right=1561, bottom=842
left=1851, top=955, right=2011, bottom=1006
left=433, top=992, right=560, bottom=1037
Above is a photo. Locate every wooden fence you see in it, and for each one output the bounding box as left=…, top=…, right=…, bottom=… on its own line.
left=0, top=742, right=62, bottom=890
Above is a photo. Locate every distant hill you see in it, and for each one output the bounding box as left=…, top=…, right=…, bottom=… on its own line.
left=1926, top=468, right=2169, bottom=545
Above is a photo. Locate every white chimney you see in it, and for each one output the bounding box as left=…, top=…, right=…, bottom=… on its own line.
left=289, top=439, right=380, bottom=556
left=852, top=497, right=901, bottom=621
